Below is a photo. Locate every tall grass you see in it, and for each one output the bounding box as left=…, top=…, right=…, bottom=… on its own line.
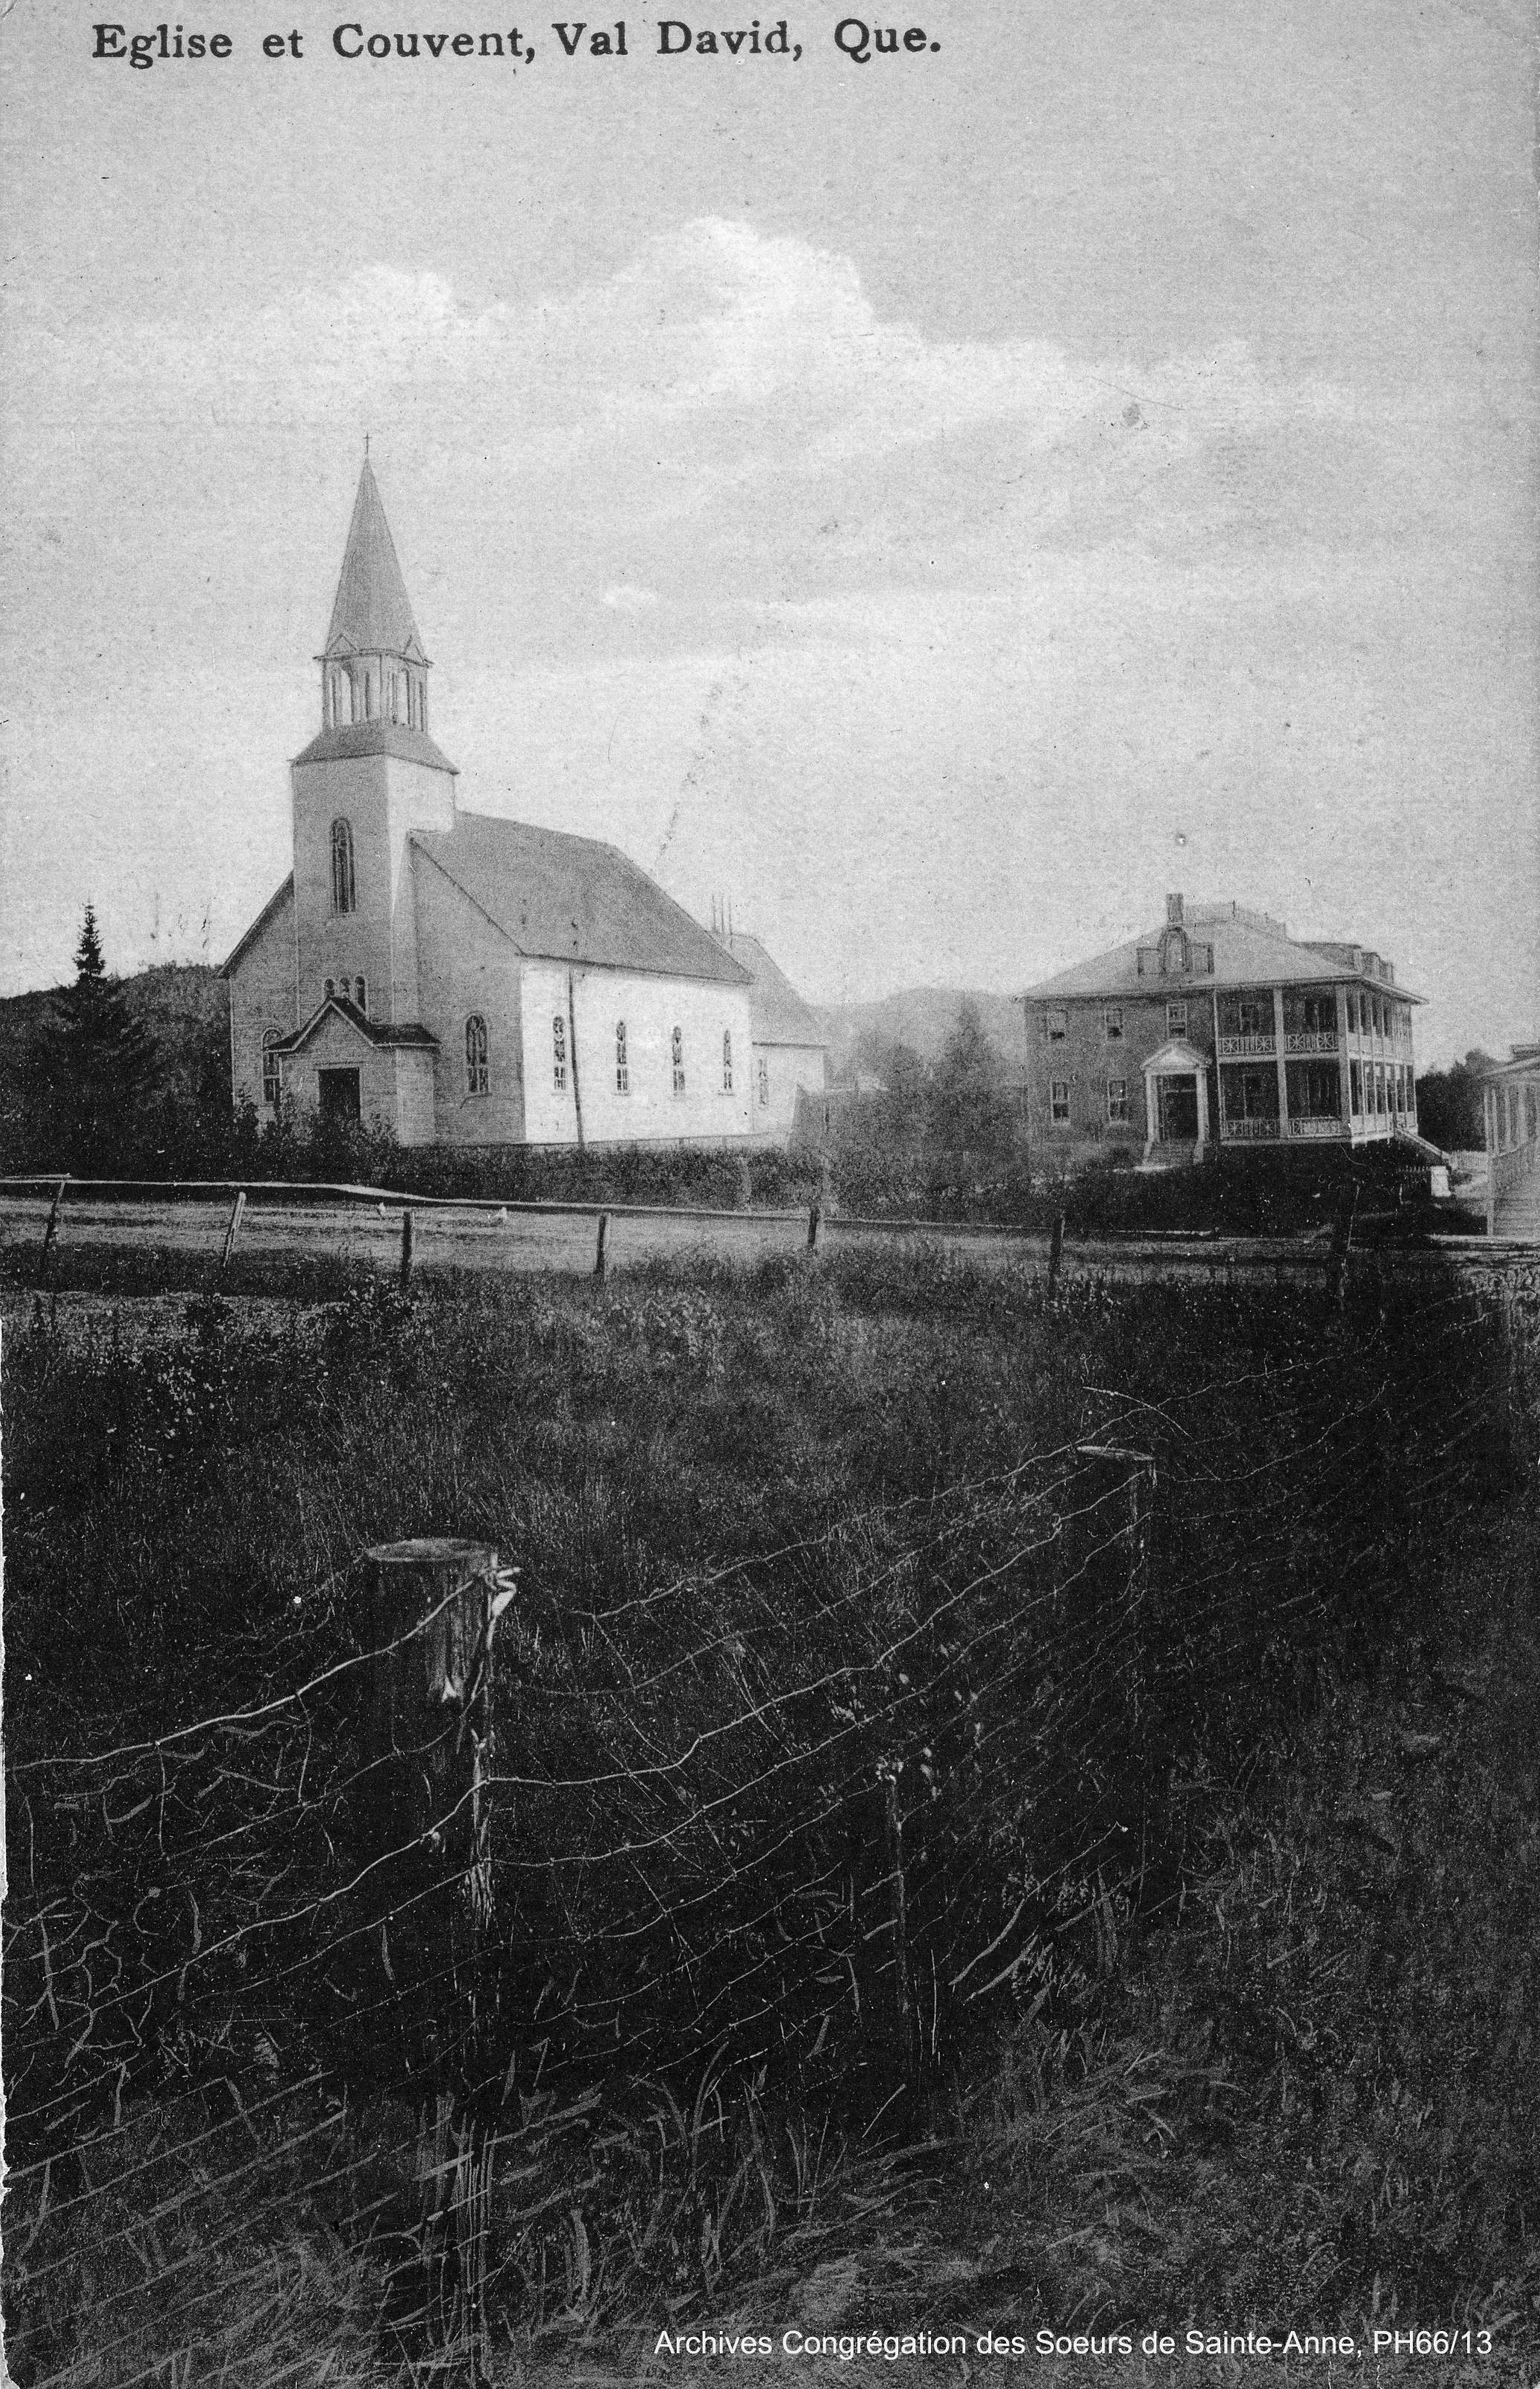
left=3, top=1251, right=1532, bottom=2380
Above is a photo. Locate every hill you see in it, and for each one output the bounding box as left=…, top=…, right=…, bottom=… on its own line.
left=819, top=986, right=1028, bottom=1078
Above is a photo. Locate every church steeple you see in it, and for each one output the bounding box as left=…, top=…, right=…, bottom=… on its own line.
left=318, top=457, right=432, bottom=735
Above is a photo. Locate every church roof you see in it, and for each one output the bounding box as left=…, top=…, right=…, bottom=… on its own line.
left=724, top=932, right=828, bottom=1047
left=321, top=460, right=428, bottom=663
left=291, top=721, right=459, bottom=772
left=1024, top=901, right=1424, bottom=1003
left=412, top=812, right=752, bottom=985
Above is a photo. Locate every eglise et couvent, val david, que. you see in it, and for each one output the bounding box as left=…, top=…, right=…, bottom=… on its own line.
left=222, top=458, right=830, bottom=1149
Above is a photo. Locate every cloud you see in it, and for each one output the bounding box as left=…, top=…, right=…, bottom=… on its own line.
left=15, top=219, right=1362, bottom=495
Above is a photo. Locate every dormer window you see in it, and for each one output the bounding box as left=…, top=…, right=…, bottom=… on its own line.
left=330, top=818, right=356, bottom=915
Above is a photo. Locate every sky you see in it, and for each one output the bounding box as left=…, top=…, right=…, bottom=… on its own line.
left=1, top=0, right=1536, bottom=1064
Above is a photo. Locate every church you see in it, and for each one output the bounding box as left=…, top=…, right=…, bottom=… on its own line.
left=223, top=460, right=828, bottom=1148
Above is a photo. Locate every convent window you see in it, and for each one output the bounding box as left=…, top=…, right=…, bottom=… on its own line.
left=552, top=1013, right=567, bottom=1093
left=1050, top=1079, right=1070, bottom=1125
left=722, top=1030, right=733, bottom=1093
left=757, top=1055, right=770, bottom=1108
left=261, top=1031, right=282, bottom=1107
left=1106, top=1077, right=1129, bottom=1124
left=615, top=1020, right=629, bottom=1095
left=671, top=1026, right=686, bottom=1096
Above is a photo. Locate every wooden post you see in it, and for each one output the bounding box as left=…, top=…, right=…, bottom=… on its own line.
left=39, top=1177, right=66, bottom=1267
left=361, top=1538, right=505, bottom=2376
left=399, top=1208, right=414, bottom=1287
left=879, top=1760, right=919, bottom=2109
left=219, top=1189, right=246, bottom=1274
left=808, top=1200, right=821, bottom=1253
left=1047, top=1211, right=1065, bottom=1299
left=1327, top=1186, right=1355, bottom=1309
left=594, top=1210, right=609, bottom=1279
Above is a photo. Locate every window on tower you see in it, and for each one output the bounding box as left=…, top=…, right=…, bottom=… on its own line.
left=331, top=818, right=356, bottom=915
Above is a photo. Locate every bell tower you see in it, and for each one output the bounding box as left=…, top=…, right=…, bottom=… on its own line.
left=290, top=455, right=457, bottom=1026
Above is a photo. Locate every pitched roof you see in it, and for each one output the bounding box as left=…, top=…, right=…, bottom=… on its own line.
left=412, top=812, right=752, bottom=985
left=220, top=874, right=294, bottom=978
left=269, top=995, right=439, bottom=1056
left=321, top=460, right=427, bottom=663
left=291, top=721, right=458, bottom=773
left=724, top=932, right=828, bottom=1047
left=1024, top=901, right=1423, bottom=1003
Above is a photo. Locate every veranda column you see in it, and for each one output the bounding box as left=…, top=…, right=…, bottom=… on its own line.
left=1272, top=985, right=1290, bottom=1139
left=1336, top=985, right=1353, bottom=1135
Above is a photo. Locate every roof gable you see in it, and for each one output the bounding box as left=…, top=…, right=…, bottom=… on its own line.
left=270, top=996, right=437, bottom=1056
left=221, top=875, right=294, bottom=978
left=413, top=812, right=751, bottom=985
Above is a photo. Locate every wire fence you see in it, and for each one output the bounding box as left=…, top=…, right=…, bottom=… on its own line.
left=2, top=1261, right=1533, bottom=2384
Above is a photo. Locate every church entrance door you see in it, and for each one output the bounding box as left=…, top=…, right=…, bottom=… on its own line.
left=318, top=1067, right=361, bottom=1130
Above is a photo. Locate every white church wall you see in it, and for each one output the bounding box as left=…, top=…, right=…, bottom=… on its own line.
left=750, top=1042, right=828, bottom=1144
left=393, top=1047, right=438, bottom=1147
left=228, top=883, right=297, bottom=1121
left=520, top=960, right=755, bottom=1147
left=410, top=853, right=528, bottom=1145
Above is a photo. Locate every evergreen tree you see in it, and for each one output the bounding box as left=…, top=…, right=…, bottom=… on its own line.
left=36, top=907, right=155, bottom=1171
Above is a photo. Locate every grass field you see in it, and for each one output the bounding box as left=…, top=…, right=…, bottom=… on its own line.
left=3, top=1250, right=1536, bottom=2385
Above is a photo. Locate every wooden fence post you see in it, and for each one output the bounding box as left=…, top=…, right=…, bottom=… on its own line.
left=399, top=1208, right=414, bottom=1287
left=1047, top=1212, right=1065, bottom=1299
left=807, top=1200, right=821, bottom=1253
left=219, top=1189, right=246, bottom=1275
left=39, top=1177, right=66, bottom=1268
left=361, top=1537, right=506, bottom=2376
left=594, top=1211, right=609, bottom=1279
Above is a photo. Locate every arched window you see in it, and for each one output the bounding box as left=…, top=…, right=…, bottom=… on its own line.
left=615, top=1020, right=629, bottom=1095
left=323, top=977, right=336, bottom=1001
left=261, top=1030, right=282, bottom=1107
left=330, top=817, right=356, bottom=915
left=355, top=976, right=367, bottom=1017
left=757, top=1055, right=770, bottom=1109
left=552, top=1012, right=567, bottom=1093
left=337, top=977, right=352, bottom=1005
left=465, top=1014, right=489, bottom=1096
left=671, top=1026, right=685, bottom=1096
left=721, top=1030, right=733, bottom=1093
